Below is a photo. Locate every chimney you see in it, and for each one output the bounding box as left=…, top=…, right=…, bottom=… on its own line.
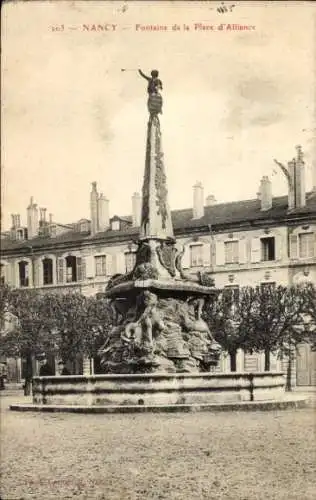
left=90, top=182, right=99, bottom=236
left=11, top=214, right=21, bottom=229
left=206, top=194, right=216, bottom=206
left=287, top=159, right=296, bottom=210
left=259, top=176, right=272, bottom=211
left=294, top=145, right=306, bottom=208
left=132, top=192, right=141, bottom=226
left=27, top=197, right=39, bottom=239
left=97, top=193, right=110, bottom=231
left=313, top=134, right=316, bottom=192
left=39, top=208, right=47, bottom=223
left=11, top=214, right=17, bottom=229
left=193, top=182, right=204, bottom=218
left=285, top=146, right=306, bottom=210
left=49, top=213, right=53, bottom=224
left=256, top=182, right=262, bottom=200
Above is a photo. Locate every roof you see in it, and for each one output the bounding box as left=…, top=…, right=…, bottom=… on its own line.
left=2, top=192, right=316, bottom=254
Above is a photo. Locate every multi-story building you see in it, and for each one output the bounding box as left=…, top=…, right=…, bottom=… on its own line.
left=1, top=147, right=316, bottom=385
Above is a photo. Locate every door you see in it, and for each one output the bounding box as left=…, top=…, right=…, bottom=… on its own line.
left=296, top=343, right=316, bottom=386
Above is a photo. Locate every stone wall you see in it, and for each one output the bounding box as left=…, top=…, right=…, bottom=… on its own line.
left=32, top=372, right=285, bottom=406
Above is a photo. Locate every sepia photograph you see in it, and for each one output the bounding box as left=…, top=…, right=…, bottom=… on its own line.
left=1, top=1, right=316, bottom=499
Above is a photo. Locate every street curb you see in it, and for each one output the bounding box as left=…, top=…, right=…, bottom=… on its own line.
left=9, top=396, right=311, bottom=414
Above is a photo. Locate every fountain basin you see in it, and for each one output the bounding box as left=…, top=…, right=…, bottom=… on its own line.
left=31, top=372, right=286, bottom=407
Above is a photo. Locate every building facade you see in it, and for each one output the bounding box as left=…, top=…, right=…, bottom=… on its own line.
left=1, top=148, right=316, bottom=385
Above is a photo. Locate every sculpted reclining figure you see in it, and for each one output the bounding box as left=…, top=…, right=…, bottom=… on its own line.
left=122, top=291, right=165, bottom=351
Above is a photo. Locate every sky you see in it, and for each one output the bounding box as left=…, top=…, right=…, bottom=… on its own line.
left=2, top=1, right=316, bottom=230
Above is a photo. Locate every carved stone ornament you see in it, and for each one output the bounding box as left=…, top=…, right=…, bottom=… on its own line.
left=154, top=119, right=168, bottom=229
left=99, top=293, right=221, bottom=374
left=156, top=241, right=177, bottom=277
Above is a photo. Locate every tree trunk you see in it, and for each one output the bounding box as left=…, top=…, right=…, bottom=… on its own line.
left=24, top=377, right=32, bottom=396
left=264, top=348, right=270, bottom=371
left=229, top=350, right=237, bottom=372
left=285, top=352, right=293, bottom=392
left=23, top=351, right=33, bottom=396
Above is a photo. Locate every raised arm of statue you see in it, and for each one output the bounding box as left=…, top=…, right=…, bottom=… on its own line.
left=138, top=69, right=151, bottom=81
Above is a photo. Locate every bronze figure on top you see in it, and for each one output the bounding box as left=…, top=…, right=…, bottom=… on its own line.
left=138, top=69, right=163, bottom=115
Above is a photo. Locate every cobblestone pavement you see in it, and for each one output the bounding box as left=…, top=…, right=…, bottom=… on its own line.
left=1, top=391, right=315, bottom=500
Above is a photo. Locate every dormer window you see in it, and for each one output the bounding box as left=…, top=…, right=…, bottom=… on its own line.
left=80, top=222, right=89, bottom=232
left=49, top=225, right=57, bottom=237
left=16, top=229, right=25, bottom=240
left=111, top=220, right=120, bottom=231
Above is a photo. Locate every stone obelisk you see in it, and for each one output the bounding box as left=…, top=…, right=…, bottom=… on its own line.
left=135, top=69, right=179, bottom=280
left=140, top=113, right=174, bottom=241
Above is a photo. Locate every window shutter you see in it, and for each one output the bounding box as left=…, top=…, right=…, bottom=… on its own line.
left=77, top=257, right=86, bottom=282
left=57, top=258, right=64, bottom=283
left=215, top=241, right=225, bottom=266
left=181, top=245, right=190, bottom=269
left=239, top=239, right=248, bottom=264
left=250, top=238, right=261, bottom=263
left=39, top=259, right=45, bottom=286
left=4, top=263, right=11, bottom=285
left=202, top=243, right=211, bottom=267
left=3, top=264, right=7, bottom=285
left=289, top=234, right=298, bottom=259
left=85, top=256, right=95, bottom=278
left=14, top=262, right=19, bottom=287
left=34, top=258, right=42, bottom=286
left=116, top=252, right=126, bottom=274
left=275, top=235, right=283, bottom=261
left=106, top=254, right=113, bottom=276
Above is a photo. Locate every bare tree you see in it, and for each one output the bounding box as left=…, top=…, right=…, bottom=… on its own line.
left=0, top=286, right=59, bottom=394
left=204, top=287, right=257, bottom=371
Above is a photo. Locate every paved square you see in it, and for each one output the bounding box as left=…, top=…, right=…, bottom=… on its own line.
left=1, top=393, right=315, bottom=499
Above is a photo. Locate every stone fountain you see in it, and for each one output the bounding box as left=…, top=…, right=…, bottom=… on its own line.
left=99, top=69, right=222, bottom=376
left=17, top=70, right=291, bottom=412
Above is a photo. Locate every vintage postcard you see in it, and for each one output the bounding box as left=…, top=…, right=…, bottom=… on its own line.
left=1, top=1, right=316, bottom=499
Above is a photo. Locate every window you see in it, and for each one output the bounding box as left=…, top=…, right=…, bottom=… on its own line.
left=16, top=229, right=24, bottom=240
left=299, top=233, right=314, bottom=258
left=125, top=252, right=136, bottom=273
left=43, top=258, right=53, bottom=285
left=79, top=222, right=89, bottom=233
left=49, top=225, right=57, bottom=237
left=261, top=237, right=275, bottom=261
left=260, top=282, right=276, bottom=292
left=19, top=261, right=29, bottom=287
left=224, top=286, right=240, bottom=307
left=111, top=220, right=120, bottom=231
left=95, top=255, right=106, bottom=276
left=224, top=241, right=239, bottom=264
left=65, top=256, right=77, bottom=282
left=190, top=245, right=203, bottom=267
